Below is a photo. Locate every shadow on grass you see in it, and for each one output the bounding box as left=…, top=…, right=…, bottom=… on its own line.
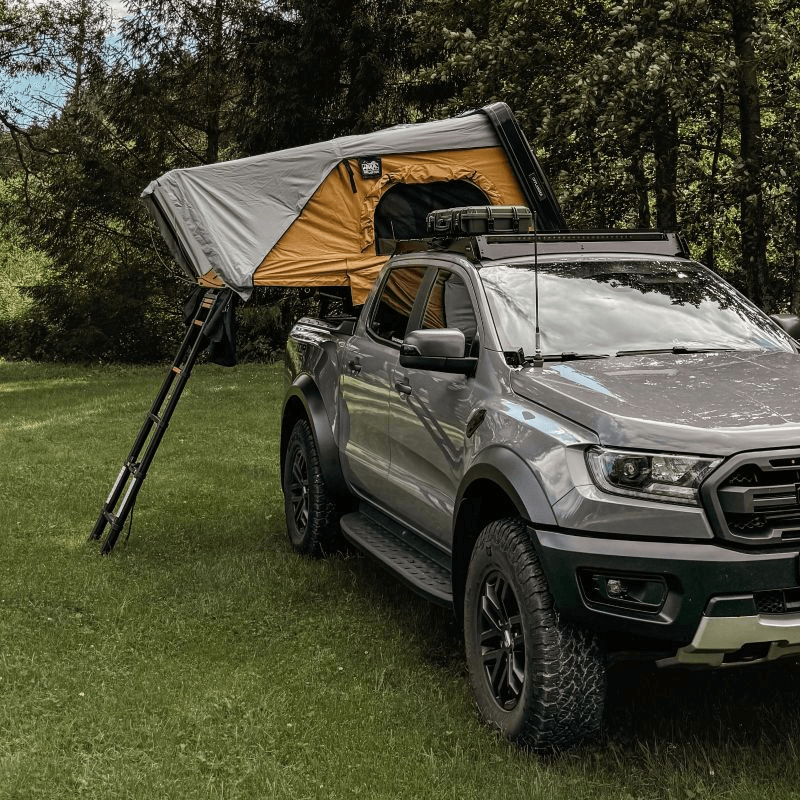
left=605, top=656, right=800, bottom=748
left=339, top=548, right=464, bottom=669
left=105, top=511, right=800, bottom=755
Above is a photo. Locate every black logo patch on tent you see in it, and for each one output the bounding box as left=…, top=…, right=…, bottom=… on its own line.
left=359, top=157, right=382, bottom=179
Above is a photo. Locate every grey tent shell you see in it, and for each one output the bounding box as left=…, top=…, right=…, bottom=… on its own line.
left=141, top=105, right=564, bottom=300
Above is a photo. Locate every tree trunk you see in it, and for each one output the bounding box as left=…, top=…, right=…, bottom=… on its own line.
left=652, top=94, right=678, bottom=231
left=731, top=0, right=769, bottom=308
left=204, top=0, right=225, bottom=164
left=702, top=87, right=726, bottom=271
left=629, top=139, right=651, bottom=229
left=792, top=176, right=800, bottom=314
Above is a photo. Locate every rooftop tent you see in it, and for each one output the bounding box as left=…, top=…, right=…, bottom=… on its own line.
left=141, top=103, right=565, bottom=304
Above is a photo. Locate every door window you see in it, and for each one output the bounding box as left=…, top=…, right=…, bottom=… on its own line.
left=420, top=270, right=478, bottom=355
left=370, top=266, right=427, bottom=344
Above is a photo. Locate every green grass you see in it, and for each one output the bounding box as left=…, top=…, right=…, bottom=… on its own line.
left=3, top=360, right=800, bottom=798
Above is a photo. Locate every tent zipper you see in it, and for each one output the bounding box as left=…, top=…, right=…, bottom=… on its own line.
left=342, top=160, right=358, bottom=193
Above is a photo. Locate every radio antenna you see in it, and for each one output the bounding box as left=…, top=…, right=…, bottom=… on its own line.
left=532, top=210, right=544, bottom=368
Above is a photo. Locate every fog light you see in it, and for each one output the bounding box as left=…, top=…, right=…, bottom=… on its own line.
left=605, top=578, right=627, bottom=598
left=579, top=571, right=668, bottom=613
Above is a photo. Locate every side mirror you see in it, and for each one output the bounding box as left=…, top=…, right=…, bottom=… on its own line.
left=771, top=313, right=800, bottom=340
left=399, top=329, right=477, bottom=375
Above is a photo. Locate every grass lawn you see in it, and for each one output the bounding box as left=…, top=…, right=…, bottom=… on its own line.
left=3, top=360, right=800, bottom=799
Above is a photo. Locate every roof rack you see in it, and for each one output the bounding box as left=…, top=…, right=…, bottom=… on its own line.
left=392, top=230, right=691, bottom=262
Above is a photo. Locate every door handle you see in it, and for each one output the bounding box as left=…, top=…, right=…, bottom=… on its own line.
left=347, top=359, right=362, bottom=375
left=394, top=379, right=412, bottom=396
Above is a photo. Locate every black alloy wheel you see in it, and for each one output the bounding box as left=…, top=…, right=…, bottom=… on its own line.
left=282, top=419, right=340, bottom=557
left=287, top=443, right=310, bottom=533
left=464, top=517, right=606, bottom=750
left=477, top=570, right=526, bottom=710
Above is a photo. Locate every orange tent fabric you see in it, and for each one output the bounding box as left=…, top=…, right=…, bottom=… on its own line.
left=252, top=147, right=526, bottom=303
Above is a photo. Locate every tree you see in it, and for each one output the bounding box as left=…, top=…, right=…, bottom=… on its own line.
left=236, top=0, right=420, bottom=154
left=411, top=0, right=800, bottom=313
left=731, top=0, right=768, bottom=306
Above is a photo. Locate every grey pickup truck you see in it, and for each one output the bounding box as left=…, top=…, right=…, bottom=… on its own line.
left=280, top=211, right=800, bottom=750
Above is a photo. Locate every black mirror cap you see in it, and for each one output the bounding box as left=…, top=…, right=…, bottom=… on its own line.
left=399, top=351, right=478, bottom=375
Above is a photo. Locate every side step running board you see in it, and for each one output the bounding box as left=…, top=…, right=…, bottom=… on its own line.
left=88, top=287, right=234, bottom=554
left=340, top=507, right=453, bottom=607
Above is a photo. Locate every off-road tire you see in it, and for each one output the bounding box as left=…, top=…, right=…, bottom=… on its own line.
left=464, top=517, right=605, bottom=751
left=282, top=419, right=341, bottom=557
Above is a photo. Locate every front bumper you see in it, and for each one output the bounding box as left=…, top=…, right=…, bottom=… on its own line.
left=662, top=611, right=800, bottom=667
left=532, top=527, right=800, bottom=659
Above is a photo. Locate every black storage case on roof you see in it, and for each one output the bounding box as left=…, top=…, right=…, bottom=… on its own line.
left=427, top=205, right=533, bottom=237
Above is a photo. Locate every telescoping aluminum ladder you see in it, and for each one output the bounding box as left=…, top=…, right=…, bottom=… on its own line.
left=89, top=287, right=233, bottom=554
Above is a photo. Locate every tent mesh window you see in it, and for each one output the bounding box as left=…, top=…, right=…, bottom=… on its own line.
left=374, top=180, right=489, bottom=250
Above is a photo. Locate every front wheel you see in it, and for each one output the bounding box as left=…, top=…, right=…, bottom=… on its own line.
left=464, top=518, right=605, bottom=750
left=282, top=419, right=341, bottom=557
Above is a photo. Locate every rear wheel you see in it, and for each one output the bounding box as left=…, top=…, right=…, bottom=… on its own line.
left=282, top=419, right=340, bottom=557
left=464, top=517, right=605, bottom=750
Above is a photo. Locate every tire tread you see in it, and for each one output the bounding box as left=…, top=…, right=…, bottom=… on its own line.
left=465, top=517, right=605, bottom=751
left=283, top=419, right=340, bottom=557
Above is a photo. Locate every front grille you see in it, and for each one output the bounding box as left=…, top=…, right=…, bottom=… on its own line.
left=703, top=449, right=800, bottom=545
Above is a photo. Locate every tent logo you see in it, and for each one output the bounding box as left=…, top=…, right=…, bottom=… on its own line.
left=359, top=157, right=382, bottom=179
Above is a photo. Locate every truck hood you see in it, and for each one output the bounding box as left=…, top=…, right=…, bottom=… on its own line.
left=510, top=350, right=800, bottom=455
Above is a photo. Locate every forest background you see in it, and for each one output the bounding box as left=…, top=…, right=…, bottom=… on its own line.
left=0, top=0, right=797, bottom=363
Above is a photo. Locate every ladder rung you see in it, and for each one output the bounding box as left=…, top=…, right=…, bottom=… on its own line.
left=90, top=288, right=232, bottom=554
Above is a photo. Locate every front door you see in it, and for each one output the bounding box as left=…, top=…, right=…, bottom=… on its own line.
left=389, top=268, right=480, bottom=545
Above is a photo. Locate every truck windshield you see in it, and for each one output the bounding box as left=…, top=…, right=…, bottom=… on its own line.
left=480, top=259, right=796, bottom=357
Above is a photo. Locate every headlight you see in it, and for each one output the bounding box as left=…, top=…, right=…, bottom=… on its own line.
left=586, top=447, right=721, bottom=506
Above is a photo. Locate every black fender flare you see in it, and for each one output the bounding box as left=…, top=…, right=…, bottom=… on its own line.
left=455, top=446, right=557, bottom=528
left=281, top=374, right=348, bottom=498
left=449, top=447, right=557, bottom=623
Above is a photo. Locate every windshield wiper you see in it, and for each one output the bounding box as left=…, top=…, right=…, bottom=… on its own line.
left=538, top=352, right=610, bottom=362
left=616, top=346, right=736, bottom=357
left=504, top=349, right=609, bottom=367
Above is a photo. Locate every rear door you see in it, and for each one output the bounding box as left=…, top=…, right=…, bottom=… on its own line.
left=340, top=265, right=429, bottom=503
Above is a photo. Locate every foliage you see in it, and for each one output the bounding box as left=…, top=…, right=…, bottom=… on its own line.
left=0, top=177, right=47, bottom=317
left=2, top=0, right=800, bottom=360
left=414, top=0, right=800, bottom=312
left=235, top=288, right=319, bottom=363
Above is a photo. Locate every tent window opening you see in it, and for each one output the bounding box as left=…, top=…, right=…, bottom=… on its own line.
left=374, top=180, right=489, bottom=251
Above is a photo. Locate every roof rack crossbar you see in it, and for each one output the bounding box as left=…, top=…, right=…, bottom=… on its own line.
left=392, top=230, right=691, bottom=262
